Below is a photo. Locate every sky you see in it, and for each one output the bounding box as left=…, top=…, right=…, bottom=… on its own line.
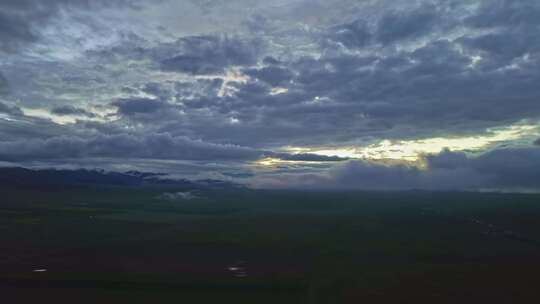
left=1, top=0, right=540, bottom=191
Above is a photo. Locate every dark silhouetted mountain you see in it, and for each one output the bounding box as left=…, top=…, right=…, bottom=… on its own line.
left=0, top=167, right=241, bottom=190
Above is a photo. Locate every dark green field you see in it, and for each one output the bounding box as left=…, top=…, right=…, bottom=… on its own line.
left=2, top=186, right=540, bottom=303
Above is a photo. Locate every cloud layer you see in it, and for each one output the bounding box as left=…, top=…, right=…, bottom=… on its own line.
left=0, top=0, right=539, bottom=191
left=252, top=147, right=540, bottom=192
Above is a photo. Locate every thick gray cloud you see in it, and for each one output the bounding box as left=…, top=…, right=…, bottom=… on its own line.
left=0, top=121, right=340, bottom=164
left=8, top=0, right=539, bottom=146
left=0, top=72, right=8, bottom=95
left=112, top=98, right=168, bottom=116
left=326, top=20, right=372, bottom=49
left=0, top=133, right=263, bottom=162
left=160, top=35, right=261, bottom=75
left=51, top=105, right=96, bottom=118
left=243, top=66, right=293, bottom=87
left=466, top=0, right=540, bottom=29
left=1, top=0, right=540, bottom=190
left=0, top=0, right=141, bottom=53
left=376, top=4, right=438, bottom=44
left=0, top=101, right=22, bottom=116
left=270, top=152, right=347, bottom=162
left=253, top=147, right=540, bottom=191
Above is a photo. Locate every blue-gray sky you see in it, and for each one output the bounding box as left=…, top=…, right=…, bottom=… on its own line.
left=1, top=0, right=539, bottom=191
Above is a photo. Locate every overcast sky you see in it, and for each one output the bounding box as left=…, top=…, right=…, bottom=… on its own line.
left=1, top=0, right=539, bottom=191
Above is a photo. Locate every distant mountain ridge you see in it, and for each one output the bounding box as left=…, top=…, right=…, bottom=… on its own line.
left=0, top=167, right=241, bottom=190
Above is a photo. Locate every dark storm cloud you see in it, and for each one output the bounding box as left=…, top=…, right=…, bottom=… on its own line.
left=243, top=66, right=294, bottom=87
left=160, top=35, right=261, bottom=75
left=0, top=0, right=141, bottom=53
left=0, top=72, right=9, bottom=95
left=254, top=147, right=540, bottom=191
left=262, top=56, right=280, bottom=66
left=460, top=30, right=540, bottom=66
left=157, top=39, right=535, bottom=145
left=64, top=0, right=540, bottom=150
left=325, top=19, right=372, bottom=49
left=0, top=111, right=80, bottom=145
left=141, top=82, right=173, bottom=100
left=234, top=1, right=540, bottom=143
left=0, top=9, right=37, bottom=53
left=0, top=133, right=263, bottom=162
left=271, top=153, right=347, bottom=162
left=0, top=102, right=22, bottom=115
left=534, top=138, right=540, bottom=146
left=0, top=128, right=345, bottom=164
left=2, top=0, right=540, bottom=190
left=428, top=148, right=540, bottom=189
left=112, top=98, right=168, bottom=116
left=466, top=0, right=540, bottom=29
left=376, top=4, right=438, bottom=44
left=51, top=105, right=96, bottom=118
left=173, top=78, right=224, bottom=104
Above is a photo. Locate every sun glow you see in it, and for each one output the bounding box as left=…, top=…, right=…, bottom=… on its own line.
left=21, top=108, right=77, bottom=125
left=253, top=157, right=329, bottom=169
left=255, top=158, right=283, bottom=167
left=282, top=123, right=538, bottom=162
left=21, top=107, right=106, bottom=125
left=270, top=87, right=289, bottom=95
left=217, top=69, right=249, bottom=97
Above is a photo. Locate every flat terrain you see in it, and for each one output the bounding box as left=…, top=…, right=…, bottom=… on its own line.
left=1, top=186, right=540, bottom=303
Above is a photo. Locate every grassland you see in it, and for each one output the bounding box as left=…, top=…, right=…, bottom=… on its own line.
left=1, top=186, right=540, bottom=303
